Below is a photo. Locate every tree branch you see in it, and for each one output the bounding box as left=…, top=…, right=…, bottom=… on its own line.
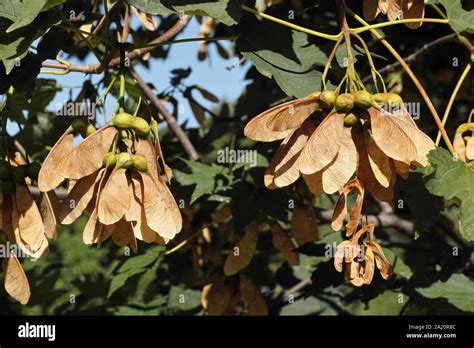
left=130, top=68, right=199, bottom=161
left=315, top=207, right=414, bottom=235
left=41, top=15, right=192, bottom=74
left=362, top=33, right=456, bottom=83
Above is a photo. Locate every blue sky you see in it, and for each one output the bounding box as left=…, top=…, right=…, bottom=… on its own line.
left=7, top=18, right=249, bottom=134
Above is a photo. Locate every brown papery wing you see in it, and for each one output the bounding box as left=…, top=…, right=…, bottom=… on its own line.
left=363, top=0, right=380, bottom=20
left=135, top=139, right=160, bottom=184
left=59, top=125, right=117, bottom=180
left=299, top=112, right=345, bottom=175
left=239, top=275, right=269, bottom=315
left=271, top=225, right=299, bottom=266
left=3, top=254, right=31, bottom=305
left=59, top=169, right=103, bottom=225
left=369, top=108, right=417, bottom=163
left=271, top=118, right=317, bottom=188
left=392, top=111, right=435, bottom=166
left=321, top=127, right=358, bottom=194
left=98, top=169, right=132, bottom=225
left=366, top=136, right=392, bottom=188
left=223, top=223, right=259, bottom=276
left=38, top=191, right=58, bottom=240
left=244, top=99, right=301, bottom=142
left=403, top=0, right=425, bottom=29
left=139, top=172, right=182, bottom=240
left=14, top=185, right=48, bottom=258
left=266, top=96, right=320, bottom=132
left=38, top=131, right=74, bottom=192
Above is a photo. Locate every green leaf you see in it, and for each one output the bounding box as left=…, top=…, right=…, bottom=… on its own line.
left=396, top=172, right=443, bottom=233
left=125, top=0, right=244, bottom=26
left=108, top=246, right=164, bottom=298
left=41, top=0, right=65, bottom=11
left=416, top=273, right=474, bottom=312
left=432, top=0, right=474, bottom=33
left=383, top=248, right=412, bottom=280
left=174, top=159, right=231, bottom=203
left=166, top=286, right=202, bottom=312
left=279, top=296, right=337, bottom=315
left=350, top=290, right=409, bottom=315
left=0, top=11, right=60, bottom=74
left=236, top=14, right=327, bottom=98
left=0, top=0, right=48, bottom=33
left=424, top=148, right=474, bottom=241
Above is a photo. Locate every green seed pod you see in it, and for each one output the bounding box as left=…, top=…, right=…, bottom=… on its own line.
left=353, top=90, right=375, bottom=109
left=119, top=129, right=130, bottom=139
left=0, top=160, right=11, bottom=180
left=71, top=118, right=88, bottom=134
left=373, top=93, right=404, bottom=106
left=2, top=179, right=15, bottom=193
left=115, top=152, right=134, bottom=169
left=111, top=112, right=136, bottom=130
left=307, top=91, right=321, bottom=98
left=373, top=93, right=386, bottom=103
left=383, top=93, right=404, bottom=107
left=11, top=165, right=26, bottom=183
left=85, top=123, right=96, bottom=137
left=132, top=118, right=150, bottom=138
left=103, top=152, right=118, bottom=168
left=131, top=154, right=148, bottom=173
left=344, top=113, right=359, bottom=127
left=335, top=93, right=354, bottom=113
left=26, top=162, right=41, bottom=180
left=150, top=119, right=159, bottom=135
left=320, top=91, right=337, bottom=109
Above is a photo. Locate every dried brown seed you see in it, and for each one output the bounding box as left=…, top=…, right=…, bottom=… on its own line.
left=224, top=223, right=259, bottom=276
left=59, top=126, right=117, bottom=180
left=3, top=254, right=30, bottom=305
left=321, top=127, right=358, bottom=194
left=38, top=132, right=74, bottom=192
left=59, top=169, right=102, bottom=225
left=38, top=191, right=59, bottom=240
left=271, top=225, right=299, bottom=266
left=14, top=184, right=48, bottom=258
left=244, top=100, right=301, bottom=142
left=139, top=172, right=182, bottom=240
left=201, top=275, right=233, bottom=315
left=265, top=95, right=321, bottom=132
left=240, top=275, right=268, bottom=316
left=299, top=112, right=345, bottom=175
left=98, top=169, right=132, bottom=225
left=265, top=119, right=317, bottom=188
left=291, top=205, right=319, bottom=245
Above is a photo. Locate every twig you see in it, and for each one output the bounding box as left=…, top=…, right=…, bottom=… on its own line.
left=347, top=8, right=455, bottom=155
left=315, top=208, right=414, bottom=235
left=130, top=68, right=199, bottom=160
left=283, top=278, right=312, bottom=299
left=362, top=33, right=456, bottom=83
left=435, top=62, right=472, bottom=145
left=28, top=185, right=68, bottom=199
left=226, top=57, right=246, bottom=71
left=41, top=15, right=192, bottom=74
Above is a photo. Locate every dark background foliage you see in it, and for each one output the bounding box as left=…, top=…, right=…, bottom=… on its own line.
left=0, top=0, right=473, bottom=315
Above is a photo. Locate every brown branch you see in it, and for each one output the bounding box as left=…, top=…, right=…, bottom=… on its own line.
left=41, top=15, right=192, bottom=74
left=130, top=68, right=199, bottom=161
left=362, top=33, right=456, bottom=83
left=28, top=185, right=68, bottom=199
